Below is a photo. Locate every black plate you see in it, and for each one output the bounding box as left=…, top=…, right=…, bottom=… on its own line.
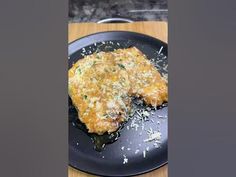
left=68, top=31, right=168, bottom=177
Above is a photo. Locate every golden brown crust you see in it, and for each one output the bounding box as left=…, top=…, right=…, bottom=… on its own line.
left=68, top=47, right=168, bottom=135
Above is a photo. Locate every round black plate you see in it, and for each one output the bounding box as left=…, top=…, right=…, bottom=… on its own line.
left=68, top=31, right=168, bottom=177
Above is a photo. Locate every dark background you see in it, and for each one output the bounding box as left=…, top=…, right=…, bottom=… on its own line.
left=69, top=0, right=168, bottom=22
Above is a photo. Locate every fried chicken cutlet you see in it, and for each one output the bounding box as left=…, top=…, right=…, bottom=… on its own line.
left=68, top=47, right=168, bottom=135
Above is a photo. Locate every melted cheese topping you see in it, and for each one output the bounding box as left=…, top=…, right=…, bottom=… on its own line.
left=69, top=47, right=168, bottom=135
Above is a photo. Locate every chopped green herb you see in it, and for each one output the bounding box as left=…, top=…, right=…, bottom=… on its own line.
left=76, top=67, right=82, bottom=74
left=83, top=95, right=88, bottom=99
left=103, top=113, right=109, bottom=118
left=118, top=63, right=126, bottom=69
left=92, top=61, right=97, bottom=66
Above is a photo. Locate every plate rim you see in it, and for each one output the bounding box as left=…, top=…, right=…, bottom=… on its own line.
left=69, top=161, right=168, bottom=177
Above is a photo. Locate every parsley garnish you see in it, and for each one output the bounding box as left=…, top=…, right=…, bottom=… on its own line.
left=76, top=67, right=82, bottom=74
left=92, top=61, right=97, bottom=66
left=103, top=113, right=109, bottom=118
left=118, top=63, right=126, bottom=69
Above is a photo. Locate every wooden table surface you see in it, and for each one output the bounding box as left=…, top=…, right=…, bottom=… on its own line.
left=68, top=21, right=168, bottom=177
